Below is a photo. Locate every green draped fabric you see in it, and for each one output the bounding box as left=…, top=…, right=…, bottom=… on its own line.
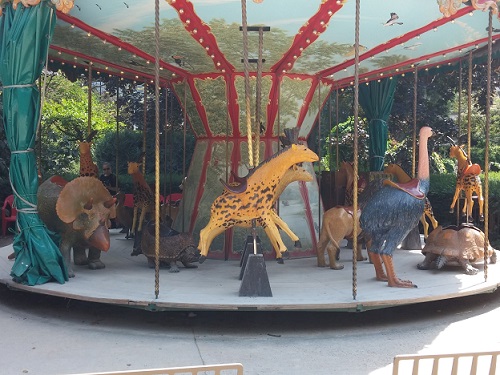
left=359, top=77, right=398, bottom=171
left=0, top=1, right=68, bottom=285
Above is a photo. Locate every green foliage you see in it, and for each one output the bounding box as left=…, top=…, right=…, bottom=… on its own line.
left=320, top=116, right=369, bottom=172
left=39, top=72, right=117, bottom=177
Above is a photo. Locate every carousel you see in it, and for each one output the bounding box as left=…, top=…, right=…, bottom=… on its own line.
left=1, top=0, right=500, bottom=311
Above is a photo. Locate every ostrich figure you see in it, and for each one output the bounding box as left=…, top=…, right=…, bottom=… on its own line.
left=360, top=126, right=433, bottom=288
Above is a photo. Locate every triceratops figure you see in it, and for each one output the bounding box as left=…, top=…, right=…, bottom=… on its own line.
left=37, top=176, right=116, bottom=277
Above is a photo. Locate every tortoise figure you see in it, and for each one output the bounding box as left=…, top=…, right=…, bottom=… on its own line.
left=417, top=224, right=497, bottom=275
left=141, top=220, right=200, bottom=273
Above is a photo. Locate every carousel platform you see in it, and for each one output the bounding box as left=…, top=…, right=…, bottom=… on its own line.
left=0, top=229, right=499, bottom=312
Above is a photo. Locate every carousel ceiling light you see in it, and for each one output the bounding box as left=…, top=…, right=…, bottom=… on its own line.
left=193, top=29, right=197, bottom=34
left=199, top=38, right=204, bottom=43
left=73, top=65, right=76, bottom=68
left=58, top=51, right=61, bottom=54
left=87, top=32, right=91, bottom=37
left=103, top=40, right=107, bottom=43
left=71, top=24, right=75, bottom=28
left=179, top=9, right=184, bottom=14
left=401, top=73, right=405, bottom=76
left=186, top=19, right=190, bottom=24
left=433, top=28, right=437, bottom=32
left=293, top=55, right=298, bottom=59
left=135, top=75, right=139, bottom=79
left=118, top=47, right=122, bottom=51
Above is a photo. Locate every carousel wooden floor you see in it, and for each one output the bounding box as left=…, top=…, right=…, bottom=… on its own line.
left=0, top=228, right=499, bottom=312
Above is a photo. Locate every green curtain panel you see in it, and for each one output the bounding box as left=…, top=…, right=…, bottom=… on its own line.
left=0, top=1, right=67, bottom=285
left=359, top=77, right=398, bottom=171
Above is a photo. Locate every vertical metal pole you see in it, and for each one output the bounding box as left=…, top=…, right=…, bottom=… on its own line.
left=143, top=83, right=148, bottom=173
left=484, top=9, right=493, bottom=281
left=115, top=82, right=120, bottom=192
left=412, top=67, right=418, bottom=179
left=467, top=52, right=473, bottom=157
left=318, top=81, right=322, bottom=232
left=352, top=0, right=361, bottom=300
left=87, top=63, right=92, bottom=135
left=182, top=79, right=187, bottom=233
left=154, top=0, right=161, bottom=299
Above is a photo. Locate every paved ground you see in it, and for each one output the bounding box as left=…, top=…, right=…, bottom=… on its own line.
left=1, top=272, right=500, bottom=375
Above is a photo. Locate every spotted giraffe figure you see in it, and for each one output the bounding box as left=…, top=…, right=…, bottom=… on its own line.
left=78, top=130, right=99, bottom=178
left=198, top=143, right=319, bottom=263
left=221, top=163, right=313, bottom=262
left=128, top=157, right=154, bottom=255
left=449, top=145, right=484, bottom=222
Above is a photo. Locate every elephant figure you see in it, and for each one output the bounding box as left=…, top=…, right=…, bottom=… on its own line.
left=37, top=176, right=116, bottom=277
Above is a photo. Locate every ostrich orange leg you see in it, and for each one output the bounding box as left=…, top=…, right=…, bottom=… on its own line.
left=368, top=252, right=387, bottom=281
left=381, top=254, right=417, bottom=288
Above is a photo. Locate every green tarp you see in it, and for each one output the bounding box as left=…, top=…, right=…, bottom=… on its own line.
left=0, top=1, right=67, bottom=285
left=359, top=77, right=398, bottom=171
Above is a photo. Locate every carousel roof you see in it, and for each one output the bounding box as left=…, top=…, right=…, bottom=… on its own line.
left=48, top=0, right=500, bottom=88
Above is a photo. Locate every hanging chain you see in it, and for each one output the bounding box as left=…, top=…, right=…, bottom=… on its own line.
left=241, top=0, right=254, bottom=168
left=154, top=0, right=161, bottom=299
left=352, top=0, right=361, bottom=301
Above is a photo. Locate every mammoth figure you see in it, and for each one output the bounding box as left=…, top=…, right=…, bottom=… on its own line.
left=37, top=176, right=116, bottom=277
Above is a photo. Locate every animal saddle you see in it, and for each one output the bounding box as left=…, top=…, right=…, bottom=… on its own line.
left=462, top=163, right=481, bottom=176
left=383, top=178, right=425, bottom=200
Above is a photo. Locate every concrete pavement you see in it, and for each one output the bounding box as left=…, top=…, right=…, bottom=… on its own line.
left=1, top=281, right=500, bottom=375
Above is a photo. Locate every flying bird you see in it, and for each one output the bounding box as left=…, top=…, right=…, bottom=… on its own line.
left=403, top=42, right=422, bottom=51
left=124, top=2, right=129, bottom=8
left=384, top=13, right=403, bottom=26
left=95, top=4, right=102, bottom=10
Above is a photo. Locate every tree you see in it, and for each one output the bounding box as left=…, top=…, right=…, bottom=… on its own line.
left=39, top=72, right=118, bottom=178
